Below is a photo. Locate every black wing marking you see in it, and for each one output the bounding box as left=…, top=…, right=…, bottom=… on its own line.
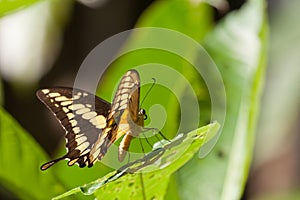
left=88, top=70, right=143, bottom=164
left=37, top=87, right=111, bottom=170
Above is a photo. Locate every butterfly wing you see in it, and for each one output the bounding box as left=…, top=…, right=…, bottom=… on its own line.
left=117, top=70, right=144, bottom=161
left=37, top=87, right=111, bottom=170
left=88, top=69, right=143, bottom=164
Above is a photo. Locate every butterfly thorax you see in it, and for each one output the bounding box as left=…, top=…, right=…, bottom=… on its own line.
left=115, top=107, right=145, bottom=162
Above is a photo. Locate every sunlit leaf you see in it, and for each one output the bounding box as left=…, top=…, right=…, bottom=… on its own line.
left=53, top=122, right=220, bottom=200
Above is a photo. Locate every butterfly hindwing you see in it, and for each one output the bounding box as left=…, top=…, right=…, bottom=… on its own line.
left=37, top=87, right=111, bottom=170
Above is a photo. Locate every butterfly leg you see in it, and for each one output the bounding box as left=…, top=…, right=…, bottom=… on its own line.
left=140, top=127, right=170, bottom=150
left=138, top=136, right=146, bottom=156
left=140, top=131, right=153, bottom=149
left=142, top=127, right=170, bottom=142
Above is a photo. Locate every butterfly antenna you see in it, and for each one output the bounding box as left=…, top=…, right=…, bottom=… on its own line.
left=140, top=78, right=156, bottom=107
left=142, top=132, right=153, bottom=149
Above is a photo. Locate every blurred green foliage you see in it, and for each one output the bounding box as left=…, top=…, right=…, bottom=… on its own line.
left=0, top=108, right=66, bottom=199
left=0, top=0, right=268, bottom=199
left=0, top=0, right=43, bottom=17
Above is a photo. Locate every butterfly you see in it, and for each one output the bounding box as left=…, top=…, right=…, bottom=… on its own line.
left=37, top=69, right=148, bottom=170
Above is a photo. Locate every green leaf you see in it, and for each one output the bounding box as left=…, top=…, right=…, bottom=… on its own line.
left=0, top=107, right=66, bottom=199
left=0, top=0, right=44, bottom=17
left=52, top=122, right=220, bottom=200
left=176, top=0, right=268, bottom=199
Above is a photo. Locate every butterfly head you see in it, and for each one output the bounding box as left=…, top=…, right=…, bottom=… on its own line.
left=139, top=108, right=147, bottom=120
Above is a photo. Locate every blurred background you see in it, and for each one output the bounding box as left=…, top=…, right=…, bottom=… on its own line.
left=0, top=0, right=299, bottom=199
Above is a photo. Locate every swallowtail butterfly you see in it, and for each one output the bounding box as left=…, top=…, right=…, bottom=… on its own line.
left=37, top=69, right=147, bottom=170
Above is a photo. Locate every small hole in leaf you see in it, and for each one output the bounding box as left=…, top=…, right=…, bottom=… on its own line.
left=148, top=174, right=155, bottom=179
left=128, top=182, right=134, bottom=187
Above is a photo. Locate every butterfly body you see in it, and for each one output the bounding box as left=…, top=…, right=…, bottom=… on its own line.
left=37, top=70, right=146, bottom=170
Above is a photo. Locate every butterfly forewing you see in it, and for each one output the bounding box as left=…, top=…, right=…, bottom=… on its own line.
left=37, top=87, right=111, bottom=170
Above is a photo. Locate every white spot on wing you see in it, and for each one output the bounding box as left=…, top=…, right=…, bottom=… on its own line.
left=119, top=104, right=127, bottom=110
left=70, top=119, right=77, bottom=127
left=61, top=101, right=73, bottom=106
left=123, top=82, right=134, bottom=88
left=120, top=88, right=129, bottom=94
left=55, top=96, right=69, bottom=102
left=42, top=89, right=50, bottom=94
left=73, top=95, right=80, bottom=100
left=86, top=104, right=92, bottom=108
left=76, top=108, right=90, bottom=115
left=109, top=110, right=115, bottom=117
left=92, top=148, right=101, bottom=161
left=120, top=99, right=127, bottom=107
left=120, top=94, right=128, bottom=100
left=89, top=115, right=106, bottom=128
left=112, top=102, right=119, bottom=110
left=76, top=136, right=87, bottom=144
left=48, top=92, right=60, bottom=97
left=73, top=127, right=80, bottom=134
left=124, top=76, right=131, bottom=82
left=82, top=111, right=97, bottom=120
left=115, top=95, right=121, bottom=102
left=80, top=149, right=90, bottom=156
left=75, top=133, right=84, bottom=138
left=62, top=107, right=69, bottom=113
left=68, top=104, right=85, bottom=110
left=67, top=113, right=75, bottom=119
left=76, top=142, right=89, bottom=151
